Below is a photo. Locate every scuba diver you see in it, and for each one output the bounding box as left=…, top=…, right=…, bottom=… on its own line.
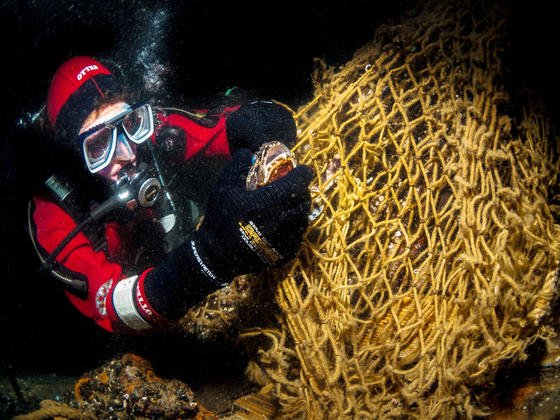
left=27, top=56, right=314, bottom=334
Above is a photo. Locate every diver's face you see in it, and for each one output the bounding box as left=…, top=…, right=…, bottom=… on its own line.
left=79, top=101, right=138, bottom=182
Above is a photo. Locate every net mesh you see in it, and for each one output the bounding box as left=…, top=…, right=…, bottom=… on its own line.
left=235, top=0, right=560, bottom=417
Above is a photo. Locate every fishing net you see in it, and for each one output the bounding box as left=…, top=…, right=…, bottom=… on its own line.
left=233, top=0, right=560, bottom=418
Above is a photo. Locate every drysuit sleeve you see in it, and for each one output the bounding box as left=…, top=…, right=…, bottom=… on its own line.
left=154, top=107, right=235, bottom=161
left=29, top=196, right=173, bottom=334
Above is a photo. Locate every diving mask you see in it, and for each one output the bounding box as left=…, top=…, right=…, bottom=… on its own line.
left=78, top=103, right=154, bottom=173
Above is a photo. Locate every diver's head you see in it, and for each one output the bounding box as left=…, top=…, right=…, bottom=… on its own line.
left=47, top=56, right=119, bottom=143
left=46, top=56, right=154, bottom=182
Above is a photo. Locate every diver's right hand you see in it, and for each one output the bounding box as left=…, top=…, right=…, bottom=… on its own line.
left=141, top=148, right=312, bottom=320
left=188, top=148, right=314, bottom=284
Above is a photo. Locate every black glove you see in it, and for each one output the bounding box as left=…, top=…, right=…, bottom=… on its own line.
left=143, top=148, right=314, bottom=319
left=226, top=101, right=297, bottom=153
left=191, top=148, right=313, bottom=281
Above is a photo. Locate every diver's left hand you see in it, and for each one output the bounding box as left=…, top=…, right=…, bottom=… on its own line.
left=226, top=100, right=297, bottom=153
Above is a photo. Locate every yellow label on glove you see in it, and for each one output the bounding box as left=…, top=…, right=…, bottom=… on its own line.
left=238, top=221, right=281, bottom=265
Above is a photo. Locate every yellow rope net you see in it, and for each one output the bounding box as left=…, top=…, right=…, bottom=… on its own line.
left=235, top=0, right=560, bottom=417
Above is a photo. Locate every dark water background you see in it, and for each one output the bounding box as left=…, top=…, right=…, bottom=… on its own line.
left=0, top=0, right=559, bottom=415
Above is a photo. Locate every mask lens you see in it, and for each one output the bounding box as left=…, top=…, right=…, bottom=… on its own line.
left=122, top=104, right=153, bottom=143
left=83, top=126, right=115, bottom=171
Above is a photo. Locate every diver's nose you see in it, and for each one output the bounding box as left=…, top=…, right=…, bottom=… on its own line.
left=114, top=134, right=136, bottom=162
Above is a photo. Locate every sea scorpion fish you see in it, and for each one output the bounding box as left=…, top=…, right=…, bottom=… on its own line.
left=246, top=141, right=297, bottom=190
left=246, top=141, right=341, bottom=222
